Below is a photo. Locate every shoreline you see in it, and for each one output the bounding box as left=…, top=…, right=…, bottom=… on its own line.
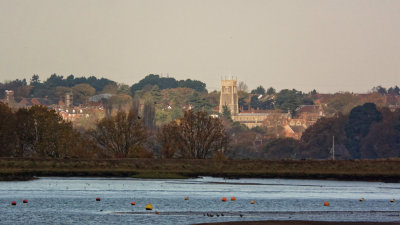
left=2, top=158, right=400, bottom=182
left=196, top=221, right=400, bottom=225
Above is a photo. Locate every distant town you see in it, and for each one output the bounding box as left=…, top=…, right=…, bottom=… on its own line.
left=1, top=74, right=400, bottom=160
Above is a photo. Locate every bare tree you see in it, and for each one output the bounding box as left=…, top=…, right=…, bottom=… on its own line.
left=158, top=110, right=228, bottom=159
left=157, top=122, right=180, bottom=158
left=238, top=81, right=248, bottom=92
left=90, top=109, right=147, bottom=158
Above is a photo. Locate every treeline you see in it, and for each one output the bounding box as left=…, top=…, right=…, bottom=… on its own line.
left=130, top=74, right=207, bottom=94
left=1, top=101, right=400, bottom=160
left=242, top=84, right=400, bottom=115
left=258, top=103, right=400, bottom=160
left=372, top=85, right=400, bottom=95
left=0, top=74, right=116, bottom=105
left=239, top=84, right=314, bottom=114
left=0, top=102, right=227, bottom=159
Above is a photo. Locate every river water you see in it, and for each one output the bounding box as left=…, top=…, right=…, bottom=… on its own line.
left=1, top=177, right=400, bottom=224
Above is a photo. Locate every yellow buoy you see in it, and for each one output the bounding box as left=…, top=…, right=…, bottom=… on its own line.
left=145, top=203, right=153, bottom=210
left=250, top=200, right=255, bottom=204
left=184, top=197, right=189, bottom=200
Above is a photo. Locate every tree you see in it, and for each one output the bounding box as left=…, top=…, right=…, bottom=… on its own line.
left=238, top=97, right=248, bottom=111
left=275, top=89, right=313, bottom=114
left=299, top=114, right=348, bottom=159
left=262, top=138, right=299, bottom=160
left=157, top=122, right=179, bottom=158
left=309, top=89, right=318, bottom=100
left=14, top=108, right=35, bottom=157
left=28, top=106, right=74, bottom=158
left=65, top=74, right=75, bottom=86
left=250, top=126, right=266, bottom=135
left=222, top=105, right=232, bottom=121
left=395, top=86, right=400, bottom=95
left=251, top=85, right=266, bottom=95
left=0, top=102, right=16, bottom=157
left=117, top=84, right=131, bottom=95
left=0, top=103, right=83, bottom=158
left=30, top=74, right=41, bottom=86
left=359, top=108, right=400, bottom=159
left=178, top=79, right=207, bottom=92
left=108, top=94, right=132, bottom=110
left=150, top=85, right=162, bottom=103
left=250, top=95, right=274, bottom=110
left=372, top=86, right=387, bottom=95
left=45, top=74, right=64, bottom=87
left=324, top=92, right=361, bottom=114
left=158, top=110, right=228, bottom=159
left=188, top=92, right=213, bottom=112
left=72, top=83, right=96, bottom=105
left=55, top=86, right=72, bottom=99
left=250, top=95, right=259, bottom=110
left=266, top=87, right=276, bottom=95
left=227, top=131, right=258, bottom=159
left=131, top=74, right=207, bottom=95
left=171, top=107, right=184, bottom=121
left=237, top=91, right=250, bottom=111
left=90, top=109, right=147, bottom=158
left=143, top=100, right=156, bottom=130
left=345, top=103, right=382, bottom=159
left=238, top=81, right=248, bottom=92
left=101, top=83, right=119, bottom=94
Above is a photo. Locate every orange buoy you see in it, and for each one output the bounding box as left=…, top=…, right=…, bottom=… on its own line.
left=155, top=211, right=159, bottom=214
left=11, top=201, right=16, bottom=205
left=359, top=198, right=364, bottom=202
left=324, top=201, right=330, bottom=206
left=184, top=197, right=189, bottom=200
left=131, top=202, right=136, bottom=205
left=231, top=197, right=236, bottom=201
left=23, top=199, right=28, bottom=203
left=390, top=199, right=395, bottom=203
left=96, top=197, right=101, bottom=201
left=221, top=197, right=227, bottom=202
left=250, top=200, right=255, bottom=204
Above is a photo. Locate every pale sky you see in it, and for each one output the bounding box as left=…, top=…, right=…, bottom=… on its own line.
left=0, top=0, right=399, bottom=93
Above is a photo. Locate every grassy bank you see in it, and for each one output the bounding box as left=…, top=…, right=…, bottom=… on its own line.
left=1, top=158, right=400, bottom=182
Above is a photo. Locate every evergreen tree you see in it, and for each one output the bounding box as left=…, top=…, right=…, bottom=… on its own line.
left=345, top=103, right=382, bottom=158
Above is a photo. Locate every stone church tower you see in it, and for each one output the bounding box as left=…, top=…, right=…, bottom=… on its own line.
left=219, top=79, right=239, bottom=115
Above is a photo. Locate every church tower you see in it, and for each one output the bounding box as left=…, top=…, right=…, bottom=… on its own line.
left=219, top=78, right=239, bottom=115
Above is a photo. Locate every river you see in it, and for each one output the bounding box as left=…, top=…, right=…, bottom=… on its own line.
left=1, top=177, right=400, bottom=224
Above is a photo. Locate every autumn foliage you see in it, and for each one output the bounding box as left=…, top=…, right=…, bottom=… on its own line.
left=89, top=109, right=149, bottom=158
left=158, top=110, right=228, bottom=159
left=0, top=103, right=95, bottom=158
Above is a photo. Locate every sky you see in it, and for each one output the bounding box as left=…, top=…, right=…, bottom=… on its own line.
left=0, top=0, right=399, bottom=93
